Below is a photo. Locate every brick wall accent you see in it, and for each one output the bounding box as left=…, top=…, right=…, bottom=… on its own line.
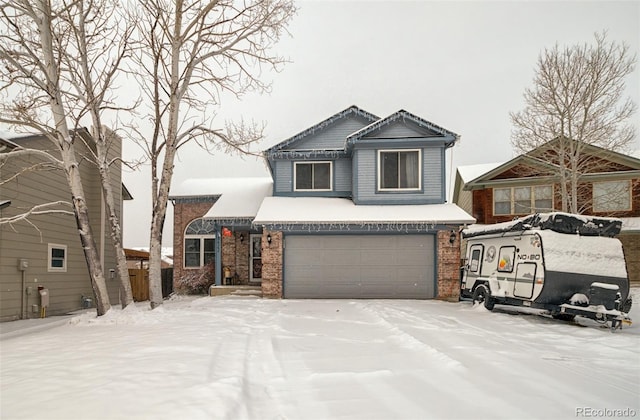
left=437, top=229, right=461, bottom=301
left=221, top=230, right=250, bottom=284
left=173, top=201, right=217, bottom=289
left=619, top=233, right=640, bottom=287
left=261, top=230, right=283, bottom=298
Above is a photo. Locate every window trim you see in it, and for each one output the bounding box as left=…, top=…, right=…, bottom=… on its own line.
left=592, top=180, right=632, bottom=212
left=493, top=185, right=554, bottom=216
left=48, top=243, right=67, bottom=272
left=377, top=149, right=422, bottom=191
left=293, top=161, right=333, bottom=192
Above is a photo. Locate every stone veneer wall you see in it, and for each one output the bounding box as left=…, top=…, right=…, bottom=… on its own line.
left=619, top=233, right=639, bottom=287
left=437, top=229, right=461, bottom=301
left=261, top=230, right=283, bottom=298
left=221, top=230, right=250, bottom=284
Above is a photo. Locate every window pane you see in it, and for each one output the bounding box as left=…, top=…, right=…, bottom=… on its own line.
left=534, top=199, right=553, bottom=211
left=514, top=201, right=531, bottom=214
left=51, top=248, right=65, bottom=258
left=494, top=202, right=511, bottom=215
left=295, top=163, right=313, bottom=190
left=381, top=152, right=398, bottom=189
left=535, top=185, right=552, bottom=199
left=498, top=246, right=516, bottom=272
left=399, top=151, right=419, bottom=188
left=51, top=258, right=64, bottom=268
left=203, top=238, right=215, bottom=252
left=204, top=239, right=215, bottom=265
left=494, top=188, right=511, bottom=202
left=313, top=163, right=331, bottom=189
left=184, top=238, right=201, bottom=267
left=593, top=181, right=630, bottom=211
left=514, top=187, right=531, bottom=201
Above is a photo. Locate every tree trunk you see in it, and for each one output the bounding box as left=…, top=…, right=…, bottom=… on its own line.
left=36, top=0, right=111, bottom=315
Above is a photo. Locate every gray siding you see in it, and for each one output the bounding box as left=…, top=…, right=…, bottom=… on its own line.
left=286, top=115, right=372, bottom=151
left=0, top=134, right=122, bottom=321
left=363, top=121, right=438, bottom=139
left=284, top=234, right=435, bottom=299
left=273, top=158, right=352, bottom=196
left=353, top=146, right=444, bottom=204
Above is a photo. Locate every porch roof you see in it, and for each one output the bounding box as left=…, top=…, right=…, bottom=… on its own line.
left=253, top=197, right=475, bottom=226
left=200, top=177, right=273, bottom=220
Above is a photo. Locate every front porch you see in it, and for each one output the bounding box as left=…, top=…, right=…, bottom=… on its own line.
left=208, top=285, right=262, bottom=297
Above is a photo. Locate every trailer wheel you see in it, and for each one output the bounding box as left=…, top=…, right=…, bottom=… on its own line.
left=472, top=285, right=495, bottom=310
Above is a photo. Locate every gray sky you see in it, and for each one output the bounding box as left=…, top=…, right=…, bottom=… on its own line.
left=122, top=0, right=640, bottom=249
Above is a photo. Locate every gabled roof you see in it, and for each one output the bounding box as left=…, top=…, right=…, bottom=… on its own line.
left=265, top=105, right=379, bottom=154
left=346, top=109, right=459, bottom=149
left=460, top=139, right=640, bottom=192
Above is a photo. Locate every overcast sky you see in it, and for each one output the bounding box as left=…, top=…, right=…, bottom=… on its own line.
left=121, top=0, right=640, bottom=249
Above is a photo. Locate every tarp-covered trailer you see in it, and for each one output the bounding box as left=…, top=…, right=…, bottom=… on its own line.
left=460, top=212, right=632, bottom=330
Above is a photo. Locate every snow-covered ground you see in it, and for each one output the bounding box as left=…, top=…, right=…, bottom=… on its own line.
left=1, top=290, right=639, bottom=420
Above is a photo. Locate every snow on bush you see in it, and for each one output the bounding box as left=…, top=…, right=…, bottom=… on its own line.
left=175, top=262, right=215, bottom=294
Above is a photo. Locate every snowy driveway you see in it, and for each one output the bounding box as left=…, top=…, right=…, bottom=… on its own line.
left=1, top=293, right=639, bottom=420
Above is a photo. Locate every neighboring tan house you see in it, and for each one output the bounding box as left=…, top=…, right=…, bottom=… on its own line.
left=0, top=129, right=132, bottom=321
left=452, top=139, right=640, bottom=285
left=171, top=106, right=475, bottom=300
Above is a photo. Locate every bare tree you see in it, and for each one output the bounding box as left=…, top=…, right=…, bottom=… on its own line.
left=0, top=0, right=136, bottom=313
left=510, top=31, right=637, bottom=213
left=130, top=0, right=296, bottom=308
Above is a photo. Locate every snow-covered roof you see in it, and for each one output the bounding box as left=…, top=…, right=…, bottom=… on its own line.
left=181, top=177, right=273, bottom=219
left=620, top=217, right=640, bottom=232
left=253, top=197, right=475, bottom=225
left=456, top=162, right=504, bottom=184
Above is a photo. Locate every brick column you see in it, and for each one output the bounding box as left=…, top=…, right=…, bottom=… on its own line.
left=261, top=230, right=283, bottom=298
left=437, top=229, right=461, bottom=301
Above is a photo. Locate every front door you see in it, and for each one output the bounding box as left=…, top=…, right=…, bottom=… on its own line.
left=250, top=234, right=262, bottom=283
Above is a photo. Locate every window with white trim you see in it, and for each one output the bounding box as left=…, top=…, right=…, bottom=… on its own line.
left=294, top=161, right=332, bottom=191
left=184, top=219, right=216, bottom=268
left=494, top=185, right=553, bottom=215
left=378, top=149, right=421, bottom=190
left=593, top=180, right=631, bottom=212
left=48, top=243, right=67, bottom=272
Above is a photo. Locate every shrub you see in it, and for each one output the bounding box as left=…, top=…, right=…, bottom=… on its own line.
left=175, top=262, right=215, bottom=294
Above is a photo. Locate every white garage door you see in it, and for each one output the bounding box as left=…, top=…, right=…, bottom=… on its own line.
left=284, top=234, right=435, bottom=299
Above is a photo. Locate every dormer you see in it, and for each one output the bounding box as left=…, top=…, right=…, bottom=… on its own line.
left=347, top=110, right=459, bottom=204
left=264, top=106, right=379, bottom=197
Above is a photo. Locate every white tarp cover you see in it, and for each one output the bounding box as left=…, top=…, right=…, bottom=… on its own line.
left=253, top=197, right=475, bottom=225
left=539, top=230, right=628, bottom=279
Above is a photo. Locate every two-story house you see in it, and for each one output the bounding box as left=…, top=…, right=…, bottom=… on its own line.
left=171, top=106, right=475, bottom=300
left=0, top=129, right=132, bottom=321
left=452, top=138, right=640, bottom=285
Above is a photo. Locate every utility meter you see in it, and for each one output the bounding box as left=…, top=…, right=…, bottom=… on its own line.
left=18, top=259, right=29, bottom=271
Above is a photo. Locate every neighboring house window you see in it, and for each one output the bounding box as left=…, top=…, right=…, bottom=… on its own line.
left=494, top=186, right=553, bottom=215
left=294, top=161, right=332, bottom=191
left=593, top=180, right=631, bottom=212
left=184, top=219, right=216, bottom=268
left=48, top=243, right=67, bottom=272
left=378, top=149, right=421, bottom=190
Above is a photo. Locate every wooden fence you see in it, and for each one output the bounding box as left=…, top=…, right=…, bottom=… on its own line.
left=128, top=268, right=174, bottom=302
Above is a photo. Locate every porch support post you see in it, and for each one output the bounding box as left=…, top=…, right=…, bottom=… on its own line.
left=215, top=223, right=222, bottom=286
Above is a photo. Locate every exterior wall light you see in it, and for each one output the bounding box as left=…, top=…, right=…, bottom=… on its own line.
left=449, top=230, right=457, bottom=245
left=239, top=234, right=244, bottom=243
left=267, top=233, right=272, bottom=245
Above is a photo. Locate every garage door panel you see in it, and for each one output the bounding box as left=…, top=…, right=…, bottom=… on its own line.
left=284, top=234, right=435, bottom=299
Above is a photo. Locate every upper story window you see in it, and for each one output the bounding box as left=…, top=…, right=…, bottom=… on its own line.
left=48, top=243, right=67, bottom=272
left=294, top=161, right=332, bottom=191
left=378, top=149, right=421, bottom=191
left=184, top=218, right=216, bottom=268
left=593, top=180, right=631, bottom=212
left=494, top=185, right=553, bottom=215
